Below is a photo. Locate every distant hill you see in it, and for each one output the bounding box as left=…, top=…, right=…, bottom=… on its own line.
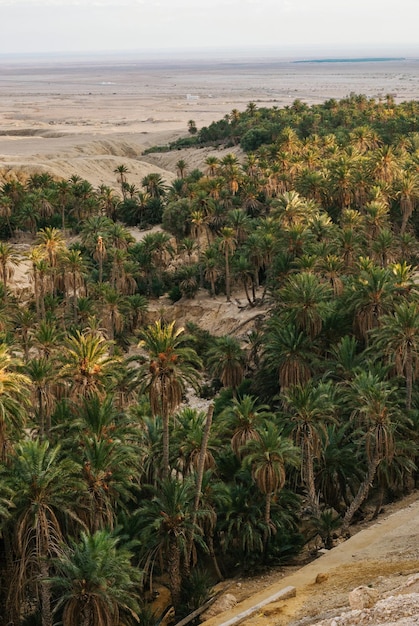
left=294, top=57, right=405, bottom=63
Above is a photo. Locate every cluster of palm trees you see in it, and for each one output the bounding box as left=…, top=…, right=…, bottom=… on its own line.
left=0, top=94, right=418, bottom=624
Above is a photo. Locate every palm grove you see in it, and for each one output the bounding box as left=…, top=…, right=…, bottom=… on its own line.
left=0, top=93, right=418, bottom=624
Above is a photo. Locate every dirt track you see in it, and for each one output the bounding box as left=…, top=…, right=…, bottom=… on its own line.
left=201, top=492, right=419, bottom=625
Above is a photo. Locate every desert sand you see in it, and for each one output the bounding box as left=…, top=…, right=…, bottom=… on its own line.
left=1, top=55, right=419, bottom=189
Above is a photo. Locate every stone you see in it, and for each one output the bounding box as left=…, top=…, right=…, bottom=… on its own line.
left=348, top=585, right=379, bottom=610
left=200, top=593, right=237, bottom=621
left=316, top=573, right=329, bottom=584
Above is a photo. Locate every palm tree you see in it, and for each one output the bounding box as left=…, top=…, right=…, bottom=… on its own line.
left=172, top=407, right=216, bottom=476
left=36, top=227, right=66, bottom=296
left=271, top=190, right=311, bottom=228
left=281, top=380, right=337, bottom=518
left=80, top=434, right=138, bottom=532
left=137, top=320, right=202, bottom=478
left=0, top=345, right=30, bottom=460
left=243, top=422, right=299, bottom=543
left=204, top=156, right=220, bottom=177
left=59, top=330, right=119, bottom=399
left=262, top=320, right=314, bottom=390
left=0, top=242, right=19, bottom=302
left=396, top=170, right=419, bottom=235
left=218, top=226, right=237, bottom=302
left=176, top=159, right=188, bottom=178
left=51, top=530, right=141, bottom=626
left=136, top=477, right=207, bottom=612
left=278, top=271, right=333, bottom=339
left=371, top=301, right=419, bottom=410
left=25, top=357, right=56, bottom=438
left=220, top=394, right=273, bottom=459
left=342, top=371, right=401, bottom=530
left=62, top=248, right=86, bottom=322
left=206, top=335, right=246, bottom=392
left=142, top=172, right=167, bottom=198
left=202, top=246, right=221, bottom=296
left=348, top=263, right=395, bottom=342
left=114, top=164, right=129, bottom=198
left=3, top=439, right=85, bottom=626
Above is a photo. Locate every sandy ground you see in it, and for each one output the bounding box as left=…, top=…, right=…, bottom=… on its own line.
left=201, top=492, right=419, bottom=625
left=1, top=56, right=419, bottom=189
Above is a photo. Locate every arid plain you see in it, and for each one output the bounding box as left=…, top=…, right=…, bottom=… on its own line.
left=0, top=55, right=419, bottom=188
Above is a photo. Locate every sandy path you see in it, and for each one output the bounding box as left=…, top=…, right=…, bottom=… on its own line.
left=202, top=492, right=419, bottom=625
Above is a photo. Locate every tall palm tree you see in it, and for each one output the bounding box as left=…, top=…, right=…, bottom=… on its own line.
left=114, top=164, right=129, bottom=199
left=51, top=529, right=141, bottom=626
left=281, top=380, right=337, bottom=518
left=348, top=263, right=395, bottom=342
left=3, top=439, right=85, bottom=626
left=342, top=371, right=401, bottom=530
left=262, top=320, right=314, bottom=390
left=371, top=301, right=419, bottom=410
left=220, top=394, right=273, bottom=459
left=137, top=320, right=202, bottom=478
left=25, top=357, right=56, bottom=438
left=0, top=345, right=30, bottom=460
left=62, top=248, right=86, bottom=322
left=206, top=335, right=246, bottom=392
left=136, top=477, right=207, bottom=612
left=218, top=226, right=237, bottom=302
left=278, top=271, right=333, bottom=339
left=243, top=422, right=299, bottom=543
left=36, top=227, right=66, bottom=296
left=0, top=242, right=19, bottom=302
left=396, top=170, right=419, bottom=235
left=59, top=330, right=119, bottom=399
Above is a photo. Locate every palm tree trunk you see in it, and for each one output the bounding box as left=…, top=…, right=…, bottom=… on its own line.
left=304, top=438, right=320, bottom=518
left=242, top=278, right=253, bottom=306
left=2, top=259, right=7, bottom=303
left=40, top=557, right=52, bottom=626
left=162, top=407, right=170, bottom=481
left=225, top=249, right=231, bottom=302
left=406, top=345, right=413, bottom=411
left=186, top=406, right=214, bottom=569
left=264, top=492, right=272, bottom=549
left=38, top=387, right=45, bottom=437
left=168, top=539, right=182, bottom=611
left=342, top=454, right=381, bottom=532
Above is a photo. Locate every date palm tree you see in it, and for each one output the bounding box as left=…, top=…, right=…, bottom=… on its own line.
left=3, top=439, right=85, bottom=626
left=348, top=263, right=395, bottom=342
left=51, top=529, right=141, bottom=626
left=262, top=319, right=314, bottom=390
left=114, top=164, right=129, bottom=199
left=137, top=320, right=202, bottom=478
left=25, top=357, right=56, bottom=438
left=220, top=394, right=273, bottom=459
left=0, top=345, right=31, bottom=460
left=206, top=335, right=246, bottom=392
left=243, top=422, right=299, bottom=542
left=371, top=301, right=419, bottom=410
left=136, top=477, right=207, bottom=612
left=59, top=330, right=119, bottom=399
left=278, top=271, right=333, bottom=339
left=342, top=371, right=401, bottom=530
left=218, top=226, right=237, bottom=302
left=281, top=380, right=337, bottom=518
left=0, top=242, right=19, bottom=302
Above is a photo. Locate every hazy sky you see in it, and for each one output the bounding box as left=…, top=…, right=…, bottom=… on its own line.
left=1, top=0, right=418, bottom=56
